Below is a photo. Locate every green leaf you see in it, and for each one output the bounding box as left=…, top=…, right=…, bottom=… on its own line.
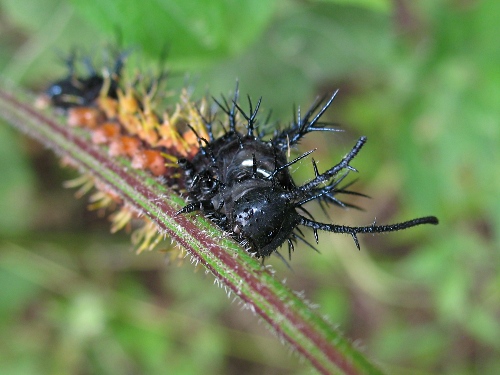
left=69, top=0, right=278, bottom=68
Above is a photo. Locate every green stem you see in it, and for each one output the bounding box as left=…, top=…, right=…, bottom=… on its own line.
left=0, top=84, right=384, bottom=375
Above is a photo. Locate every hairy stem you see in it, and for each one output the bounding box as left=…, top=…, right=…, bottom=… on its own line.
left=0, top=84, right=384, bottom=375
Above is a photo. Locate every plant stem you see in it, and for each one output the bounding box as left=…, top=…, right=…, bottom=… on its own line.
left=0, top=84, right=384, bottom=375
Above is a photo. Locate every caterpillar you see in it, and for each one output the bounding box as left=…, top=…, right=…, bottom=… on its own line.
left=177, top=90, right=438, bottom=258
left=40, top=52, right=438, bottom=259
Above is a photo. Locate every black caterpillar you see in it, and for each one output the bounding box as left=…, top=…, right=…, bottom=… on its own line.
left=178, top=90, right=438, bottom=259
left=44, top=53, right=123, bottom=109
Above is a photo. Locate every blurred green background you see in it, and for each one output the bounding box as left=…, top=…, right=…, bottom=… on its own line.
left=0, top=0, right=499, bottom=374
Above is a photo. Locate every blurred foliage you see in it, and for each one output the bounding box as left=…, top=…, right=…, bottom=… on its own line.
left=0, top=0, right=499, bottom=374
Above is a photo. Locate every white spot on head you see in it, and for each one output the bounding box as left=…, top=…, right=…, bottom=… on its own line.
left=241, top=159, right=272, bottom=178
